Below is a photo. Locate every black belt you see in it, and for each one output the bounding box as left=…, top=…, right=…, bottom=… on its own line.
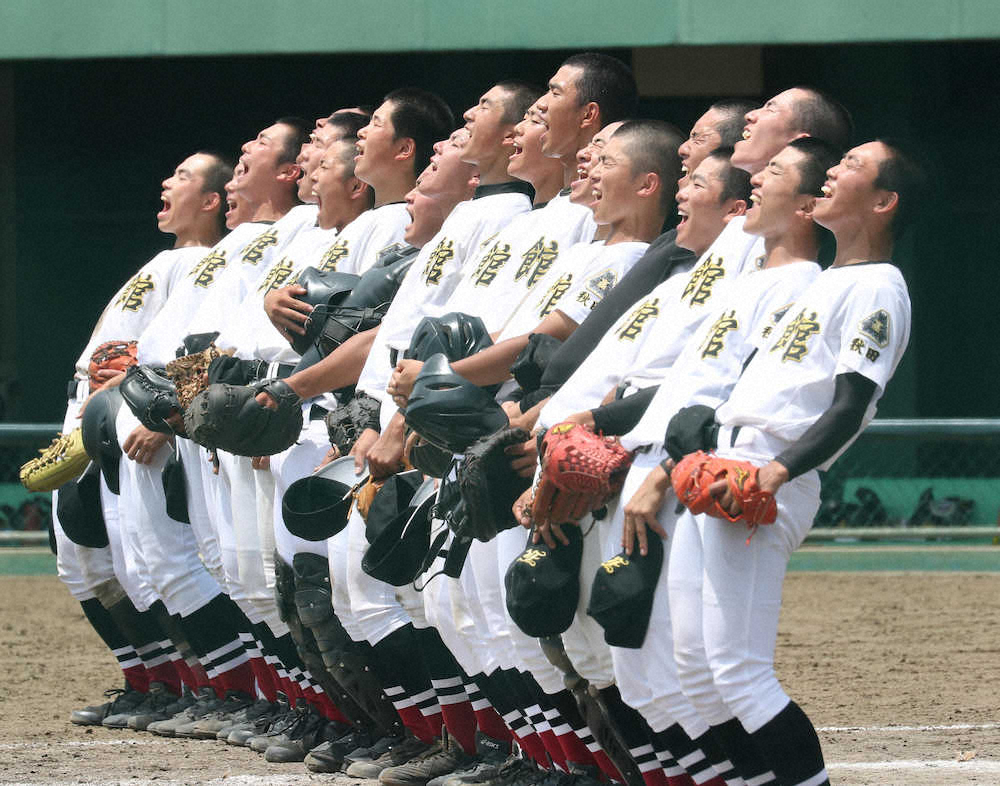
left=67, top=378, right=82, bottom=400
left=309, top=404, right=328, bottom=421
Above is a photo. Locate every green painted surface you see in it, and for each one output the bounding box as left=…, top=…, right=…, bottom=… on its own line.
left=1, top=545, right=998, bottom=577
left=1, top=0, right=999, bottom=60
left=0, top=549, right=56, bottom=576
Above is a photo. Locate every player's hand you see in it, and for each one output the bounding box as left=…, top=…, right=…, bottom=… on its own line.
left=264, top=285, right=313, bottom=339
left=314, top=446, right=340, bottom=472
left=251, top=456, right=270, bottom=470
left=256, top=391, right=278, bottom=411
left=123, top=425, right=169, bottom=465
left=505, top=433, right=539, bottom=478
left=387, top=360, right=424, bottom=409
left=708, top=459, right=788, bottom=517
left=513, top=487, right=534, bottom=529
left=532, top=517, right=570, bottom=550
left=350, top=428, right=380, bottom=475
left=622, top=462, right=671, bottom=556
left=562, top=410, right=596, bottom=431
left=366, top=422, right=406, bottom=479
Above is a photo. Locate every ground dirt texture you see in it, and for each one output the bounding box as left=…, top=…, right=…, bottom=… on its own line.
left=1, top=572, right=998, bottom=785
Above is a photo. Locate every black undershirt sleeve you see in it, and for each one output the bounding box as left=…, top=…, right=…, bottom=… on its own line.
left=774, top=372, right=878, bottom=479
left=589, top=385, right=659, bottom=436
left=537, top=230, right=694, bottom=395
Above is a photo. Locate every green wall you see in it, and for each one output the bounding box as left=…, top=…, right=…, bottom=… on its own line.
left=2, top=0, right=1000, bottom=59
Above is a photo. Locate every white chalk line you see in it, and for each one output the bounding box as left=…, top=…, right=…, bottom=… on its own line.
left=818, top=721, right=1000, bottom=732
left=0, top=738, right=172, bottom=751
left=829, top=760, right=1000, bottom=772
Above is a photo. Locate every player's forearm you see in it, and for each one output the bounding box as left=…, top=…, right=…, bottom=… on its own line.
left=774, top=372, right=876, bottom=479
left=284, top=328, right=378, bottom=399
left=591, top=385, right=658, bottom=436
left=452, top=335, right=531, bottom=387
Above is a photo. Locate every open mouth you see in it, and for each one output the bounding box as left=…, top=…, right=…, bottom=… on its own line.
left=741, top=127, right=752, bottom=141
left=157, top=195, right=171, bottom=219
left=820, top=183, right=833, bottom=197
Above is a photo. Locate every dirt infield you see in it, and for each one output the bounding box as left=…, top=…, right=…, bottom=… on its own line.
left=1, top=571, right=998, bottom=785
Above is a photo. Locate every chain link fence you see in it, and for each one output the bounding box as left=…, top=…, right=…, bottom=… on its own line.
left=2, top=420, right=999, bottom=541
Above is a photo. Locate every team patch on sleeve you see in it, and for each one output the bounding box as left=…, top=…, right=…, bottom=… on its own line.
left=115, top=273, right=155, bottom=312
left=318, top=238, right=350, bottom=272
left=615, top=298, right=659, bottom=342
left=761, top=303, right=792, bottom=340
left=859, top=309, right=890, bottom=347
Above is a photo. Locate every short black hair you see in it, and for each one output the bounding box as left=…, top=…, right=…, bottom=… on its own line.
left=789, top=88, right=853, bottom=151
left=708, top=100, right=757, bottom=147
left=561, top=53, right=638, bottom=125
left=874, top=138, right=928, bottom=241
left=705, top=146, right=751, bottom=204
left=612, top=119, right=684, bottom=211
left=273, top=116, right=311, bottom=165
left=495, top=81, right=545, bottom=125
left=384, top=88, right=456, bottom=176
left=194, top=150, right=235, bottom=234
left=326, top=110, right=370, bottom=139
left=786, top=137, right=842, bottom=197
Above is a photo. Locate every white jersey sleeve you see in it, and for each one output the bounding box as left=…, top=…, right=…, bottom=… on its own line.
left=716, top=262, right=911, bottom=467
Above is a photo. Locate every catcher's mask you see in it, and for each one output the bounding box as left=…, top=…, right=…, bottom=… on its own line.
left=586, top=533, right=663, bottom=649
left=56, top=463, right=109, bottom=549
left=504, top=526, right=583, bottom=638
left=362, top=475, right=437, bottom=587
left=282, top=456, right=368, bottom=541
left=291, top=268, right=360, bottom=356
left=403, top=353, right=509, bottom=455
left=404, top=312, right=494, bottom=363
left=80, top=386, right=124, bottom=495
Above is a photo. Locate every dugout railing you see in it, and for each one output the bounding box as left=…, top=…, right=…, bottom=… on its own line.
left=1, top=419, right=999, bottom=546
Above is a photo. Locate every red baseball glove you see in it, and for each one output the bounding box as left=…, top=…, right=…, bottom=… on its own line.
left=531, top=422, right=634, bottom=526
left=88, top=340, right=138, bottom=392
left=671, top=451, right=777, bottom=529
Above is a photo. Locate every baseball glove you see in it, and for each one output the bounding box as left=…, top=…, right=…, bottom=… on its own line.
left=19, top=428, right=90, bottom=492
left=184, top=379, right=302, bottom=457
left=88, top=340, right=138, bottom=392
left=457, top=426, right=532, bottom=542
left=531, top=422, right=633, bottom=526
left=166, top=346, right=235, bottom=409
left=671, top=451, right=777, bottom=529
left=324, top=392, right=381, bottom=456
left=119, top=365, right=183, bottom=434
left=354, top=476, right=385, bottom=522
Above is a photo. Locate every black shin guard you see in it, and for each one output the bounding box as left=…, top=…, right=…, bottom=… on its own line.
left=751, top=701, right=829, bottom=786
left=292, top=552, right=402, bottom=737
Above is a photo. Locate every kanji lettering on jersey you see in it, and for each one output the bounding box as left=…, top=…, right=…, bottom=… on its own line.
left=472, top=243, right=511, bottom=287
left=616, top=299, right=659, bottom=342
left=770, top=308, right=820, bottom=362
left=115, top=273, right=155, bottom=312
left=258, top=258, right=295, bottom=294
left=537, top=273, right=573, bottom=317
left=240, top=229, right=279, bottom=265
left=515, top=238, right=559, bottom=286
left=318, top=239, right=350, bottom=272
left=860, top=309, right=890, bottom=347
left=681, top=254, right=725, bottom=307
left=700, top=309, right=739, bottom=359
left=423, top=238, right=454, bottom=285
left=189, top=250, right=227, bottom=288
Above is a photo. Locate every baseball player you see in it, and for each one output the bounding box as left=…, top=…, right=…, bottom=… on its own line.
left=658, top=140, right=922, bottom=786
left=59, top=151, right=232, bottom=724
